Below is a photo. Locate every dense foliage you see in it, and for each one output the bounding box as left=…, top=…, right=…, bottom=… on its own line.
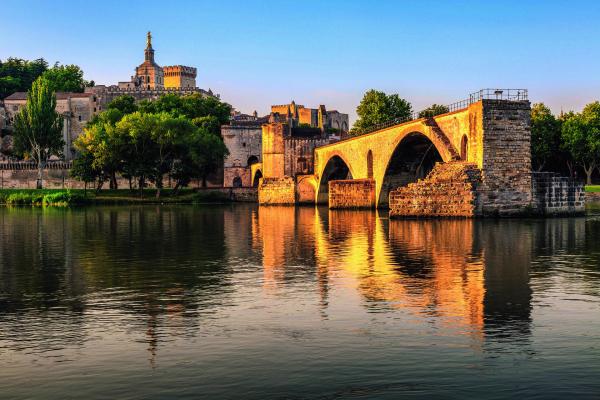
left=561, top=102, right=600, bottom=184
left=531, top=103, right=561, bottom=171
left=351, top=90, right=412, bottom=135
left=418, top=104, right=449, bottom=118
left=42, top=63, right=90, bottom=93
left=72, top=94, right=230, bottom=197
left=529, top=101, right=600, bottom=184
left=0, top=58, right=91, bottom=98
left=13, top=76, right=65, bottom=188
left=0, top=58, right=48, bottom=99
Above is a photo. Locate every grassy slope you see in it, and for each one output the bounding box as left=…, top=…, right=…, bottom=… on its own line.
left=586, top=185, right=600, bottom=193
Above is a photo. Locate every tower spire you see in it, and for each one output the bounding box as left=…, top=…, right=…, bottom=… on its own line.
left=144, top=31, right=155, bottom=63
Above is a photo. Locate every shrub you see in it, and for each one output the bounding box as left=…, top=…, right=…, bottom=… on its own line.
left=43, top=191, right=89, bottom=206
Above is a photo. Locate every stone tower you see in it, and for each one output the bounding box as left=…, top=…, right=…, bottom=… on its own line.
left=135, top=31, right=164, bottom=90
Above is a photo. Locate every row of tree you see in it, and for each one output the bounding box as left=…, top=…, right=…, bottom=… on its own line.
left=531, top=102, right=600, bottom=184
left=0, top=57, right=91, bottom=99
left=71, top=93, right=231, bottom=197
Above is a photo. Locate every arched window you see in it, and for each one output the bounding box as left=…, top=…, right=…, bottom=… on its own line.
left=247, top=155, right=259, bottom=167
left=461, top=135, right=469, bottom=161
left=367, top=150, right=374, bottom=179
left=232, top=176, right=242, bottom=187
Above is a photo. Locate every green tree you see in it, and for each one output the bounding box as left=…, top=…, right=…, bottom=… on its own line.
left=138, top=93, right=232, bottom=135
left=351, top=90, right=412, bottom=135
left=42, top=63, right=88, bottom=92
left=184, top=128, right=229, bottom=188
left=561, top=102, right=600, bottom=184
left=13, top=76, right=64, bottom=188
left=0, top=57, right=48, bottom=98
left=107, top=95, right=138, bottom=115
left=70, top=150, right=99, bottom=194
left=418, top=104, right=449, bottom=118
left=531, top=103, right=561, bottom=171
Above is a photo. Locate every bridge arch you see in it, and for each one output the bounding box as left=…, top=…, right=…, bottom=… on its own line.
left=316, top=154, right=354, bottom=204
left=376, top=131, right=444, bottom=207
left=252, top=168, right=263, bottom=187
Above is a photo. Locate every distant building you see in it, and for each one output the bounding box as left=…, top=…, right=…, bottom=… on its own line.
left=86, top=32, right=213, bottom=108
left=0, top=32, right=215, bottom=160
left=2, top=92, right=99, bottom=160
left=270, top=101, right=349, bottom=133
left=222, top=101, right=349, bottom=187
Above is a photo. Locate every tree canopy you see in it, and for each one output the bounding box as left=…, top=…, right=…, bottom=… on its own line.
left=418, top=104, right=449, bottom=118
left=138, top=93, right=232, bottom=135
left=72, top=94, right=230, bottom=196
left=531, top=103, right=561, bottom=171
left=1, top=58, right=91, bottom=98
left=0, top=58, right=48, bottom=99
left=42, top=63, right=89, bottom=93
left=351, top=90, right=412, bottom=135
left=561, top=102, right=600, bottom=184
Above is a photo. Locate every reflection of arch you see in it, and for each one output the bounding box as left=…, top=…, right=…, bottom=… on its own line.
left=252, top=169, right=263, bottom=187
left=461, top=135, right=469, bottom=161
left=367, top=150, right=374, bottom=179
left=378, top=132, right=443, bottom=207
left=317, top=155, right=353, bottom=204
left=247, top=155, right=259, bottom=167
left=232, top=176, right=242, bottom=187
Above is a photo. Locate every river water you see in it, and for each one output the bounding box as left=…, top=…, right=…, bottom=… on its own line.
left=1, top=204, right=599, bottom=399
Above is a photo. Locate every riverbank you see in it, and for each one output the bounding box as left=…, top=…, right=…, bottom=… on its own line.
left=0, top=188, right=257, bottom=206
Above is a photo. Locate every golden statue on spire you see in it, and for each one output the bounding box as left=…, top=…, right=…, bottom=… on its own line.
left=146, top=31, right=152, bottom=48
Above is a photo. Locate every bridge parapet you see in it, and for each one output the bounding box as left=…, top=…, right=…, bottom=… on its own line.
left=356, top=89, right=527, bottom=136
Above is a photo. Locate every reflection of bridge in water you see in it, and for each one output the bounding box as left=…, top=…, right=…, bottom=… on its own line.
left=251, top=206, right=540, bottom=343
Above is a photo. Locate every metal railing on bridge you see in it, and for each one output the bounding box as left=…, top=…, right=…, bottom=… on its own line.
left=358, top=88, right=528, bottom=135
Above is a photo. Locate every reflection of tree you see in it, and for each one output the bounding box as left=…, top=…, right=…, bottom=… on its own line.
left=0, top=207, right=86, bottom=352
left=0, top=206, right=233, bottom=364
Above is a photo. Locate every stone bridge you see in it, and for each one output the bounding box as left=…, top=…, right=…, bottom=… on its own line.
left=312, top=95, right=533, bottom=215
left=258, top=89, right=585, bottom=216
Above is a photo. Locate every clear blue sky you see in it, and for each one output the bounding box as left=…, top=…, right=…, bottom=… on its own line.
left=2, top=0, right=599, bottom=122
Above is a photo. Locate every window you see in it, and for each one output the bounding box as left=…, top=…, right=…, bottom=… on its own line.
left=78, top=115, right=82, bottom=121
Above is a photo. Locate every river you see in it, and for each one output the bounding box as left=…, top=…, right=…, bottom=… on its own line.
left=1, top=204, right=599, bottom=399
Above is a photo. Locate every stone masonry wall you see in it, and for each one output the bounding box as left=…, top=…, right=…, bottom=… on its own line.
left=389, top=162, right=482, bottom=218
left=532, top=173, right=585, bottom=215
left=479, top=100, right=533, bottom=215
left=329, top=179, right=375, bottom=209
left=0, top=166, right=222, bottom=189
left=258, top=177, right=296, bottom=205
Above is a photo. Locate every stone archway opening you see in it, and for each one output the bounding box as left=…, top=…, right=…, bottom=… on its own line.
left=461, top=135, right=469, bottom=161
left=233, top=176, right=243, bottom=187
left=252, top=169, right=263, bottom=187
left=378, top=133, right=443, bottom=207
left=247, top=155, right=259, bottom=167
left=317, top=155, right=353, bottom=204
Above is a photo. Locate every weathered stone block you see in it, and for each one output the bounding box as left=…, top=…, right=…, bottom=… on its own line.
left=258, top=177, right=296, bottom=205
left=329, top=179, right=375, bottom=209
